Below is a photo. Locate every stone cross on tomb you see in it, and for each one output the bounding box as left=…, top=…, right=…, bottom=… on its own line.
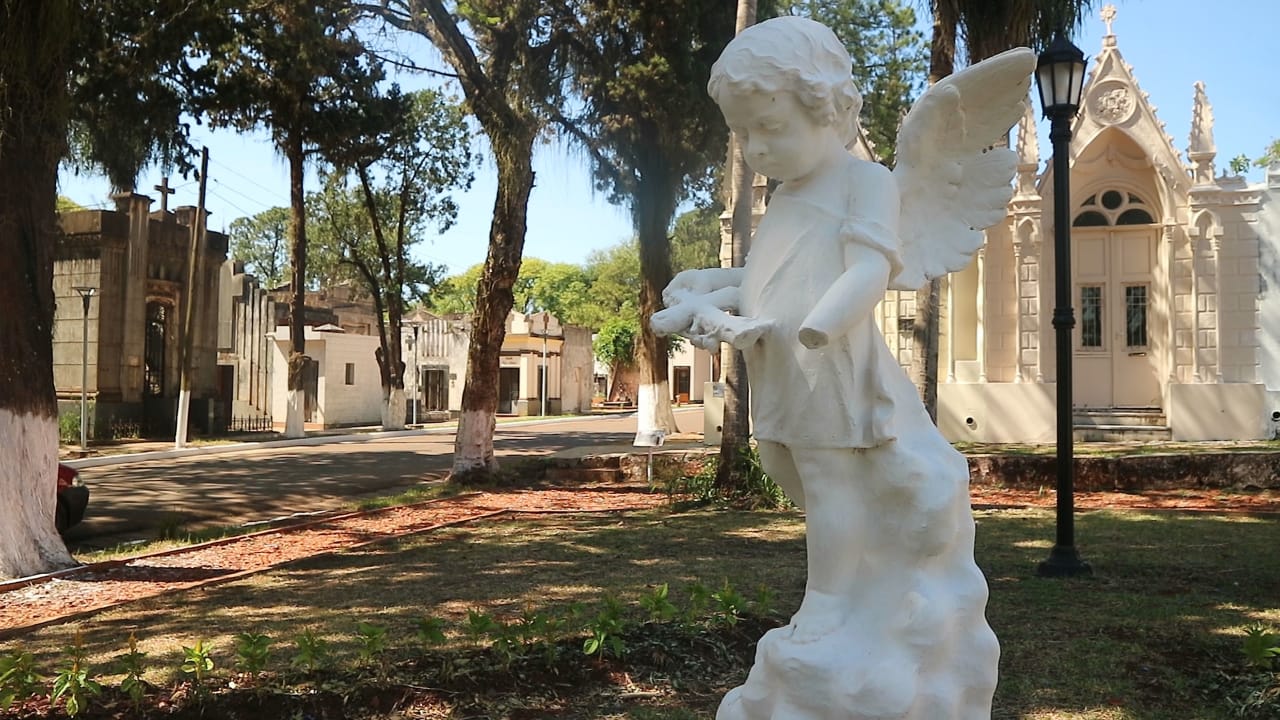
left=1101, top=4, right=1117, bottom=36
left=154, top=176, right=175, bottom=213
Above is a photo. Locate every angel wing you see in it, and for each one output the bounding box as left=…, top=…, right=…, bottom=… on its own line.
left=889, top=47, right=1037, bottom=291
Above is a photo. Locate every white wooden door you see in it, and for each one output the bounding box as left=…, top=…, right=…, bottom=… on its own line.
left=1073, top=228, right=1161, bottom=408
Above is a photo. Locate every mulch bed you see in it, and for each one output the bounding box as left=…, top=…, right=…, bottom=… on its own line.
left=1, top=481, right=1276, bottom=639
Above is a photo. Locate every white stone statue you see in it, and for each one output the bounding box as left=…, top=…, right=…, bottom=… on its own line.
left=652, top=17, right=1035, bottom=720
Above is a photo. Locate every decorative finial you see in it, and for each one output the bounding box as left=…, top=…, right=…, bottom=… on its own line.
left=1189, top=81, right=1217, bottom=185
left=1101, top=4, right=1117, bottom=36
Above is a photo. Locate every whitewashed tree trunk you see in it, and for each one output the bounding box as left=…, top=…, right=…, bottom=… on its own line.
left=284, top=389, right=305, bottom=438
left=453, top=409, right=498, bottom=473
left=0, top=411, right=75, bottom=579
left=383, top=387, right=406, bottom=431
left=637, top=381, right=679, bottom=436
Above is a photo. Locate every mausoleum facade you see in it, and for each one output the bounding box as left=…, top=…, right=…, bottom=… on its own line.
left=908, top=18, right=1277, bottom=442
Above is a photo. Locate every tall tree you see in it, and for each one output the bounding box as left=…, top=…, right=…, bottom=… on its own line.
left=560, top=0, right=737, bottom=438
left=715, top=0, right=759, bottom=494
left=228, top=207, right=292, bottom=288
left=310, top=89, right=473, bottom=430
left=366, top=0, right=573, bottom=480
left=200, top=0, right=394, bottom=439
left=0, top=0, right=79, bottom=579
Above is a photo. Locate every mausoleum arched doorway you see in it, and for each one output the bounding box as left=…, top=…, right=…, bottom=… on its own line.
left=1071, top=188, right=1162, bottom=408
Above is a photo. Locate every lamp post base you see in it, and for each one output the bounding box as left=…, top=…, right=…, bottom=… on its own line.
left=1037, top=545, right=1092, bottom=577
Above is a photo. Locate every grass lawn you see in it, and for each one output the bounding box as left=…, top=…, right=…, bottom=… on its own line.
left=3, top=504, right=1278, bottom=719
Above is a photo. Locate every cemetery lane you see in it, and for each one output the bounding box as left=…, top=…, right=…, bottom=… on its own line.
left=62, top=409, right=705, bottom=551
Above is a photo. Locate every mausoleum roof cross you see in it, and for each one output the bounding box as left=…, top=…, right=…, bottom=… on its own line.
left=153, top=176, right=175, bottom=213
left=1100, top=4, right=1117, bottom=37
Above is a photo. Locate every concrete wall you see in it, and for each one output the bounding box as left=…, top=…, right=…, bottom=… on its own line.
left=938, top=383, right=1057, bottom=444
left=270, top=327, right=382, bottom=428
left=1168, top=383, right=1267, bottom=441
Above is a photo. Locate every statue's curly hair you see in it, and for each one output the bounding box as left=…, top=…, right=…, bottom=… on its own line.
left=708, top=16, right=862, bottom=147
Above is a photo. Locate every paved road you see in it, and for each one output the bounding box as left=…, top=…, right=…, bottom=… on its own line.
left=63, top=409, right=706, bottom=552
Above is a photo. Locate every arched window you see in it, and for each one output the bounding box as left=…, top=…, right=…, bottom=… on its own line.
left=1073, top=190, right=1154, bottom=227
left=144, top=302, right=168, bottom=396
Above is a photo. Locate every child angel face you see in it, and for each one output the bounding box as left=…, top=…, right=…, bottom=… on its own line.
left=719, top=89, right=840, bottom=184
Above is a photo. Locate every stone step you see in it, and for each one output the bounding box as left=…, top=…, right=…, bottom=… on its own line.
left=1073, top=424, right=1172, bottom=443
left=1073, top=410, right=1167, bottom=428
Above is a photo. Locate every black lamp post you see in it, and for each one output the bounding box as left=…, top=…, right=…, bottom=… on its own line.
left=1035, top=34, right=1092, bottom=578
left=72, top=286, right=96, bottom=456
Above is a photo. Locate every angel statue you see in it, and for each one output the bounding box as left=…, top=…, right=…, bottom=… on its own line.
left=651, top=16, right=1034, bottom=720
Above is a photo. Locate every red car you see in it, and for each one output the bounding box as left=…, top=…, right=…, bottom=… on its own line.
left=56, top=463, right=89, bottom=533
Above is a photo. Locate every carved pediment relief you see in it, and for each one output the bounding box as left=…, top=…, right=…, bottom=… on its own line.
left=1089, top=80, right=1136, bottom=126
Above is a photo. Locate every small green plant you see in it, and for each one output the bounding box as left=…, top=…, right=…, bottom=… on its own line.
left=233, top=632, right=273, bottom=675
left=51, top=633, right=102, bottom=717
left=686, top=581, right=712, bottom=623
left=464, top=609, right=497, bottom=647
left=487, top=618, right=522, bottom=669
left=355, top=621, right=389, bottom=668
left=291, top=628, right=330, bottom=674
left=117, top=632, right=147, bottom=709
left=640, top=583, right=679, bottom=622
left=583, top=595, right=627, bottom=659
left=0, top=647, right=41, bottom=710
left=712, top=579, right=746, bottom=626
left=180, top=640, right=215, bottom=687
left=751, top=584, right=776, bottom=619
left=415, top=616, right=447, bottom=649
left=1243, top=624, right=1280, bottom=669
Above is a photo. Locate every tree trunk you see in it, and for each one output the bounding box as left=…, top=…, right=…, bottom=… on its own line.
left=451, top=130, right=536, bottom=481
left=0, top=0, right=77, bottom=579
left=909, top=5, right=958, bottom=423
left=635, top=167, right=680, bottom=438
left=284, top=132, right=309, bottom=438
left=716, top=0, right=756, bottom=490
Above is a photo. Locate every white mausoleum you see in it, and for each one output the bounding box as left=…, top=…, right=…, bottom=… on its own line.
left=883, top=14, right=1279, bottom=442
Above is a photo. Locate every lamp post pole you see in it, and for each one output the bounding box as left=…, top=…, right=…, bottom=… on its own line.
left=412, top=324, right=420, bottom=425
left=540, top=311, right=549, bottom=417
left=73, top=287, right=96, bottom=456
left=1036, top=34, right=1092, bottom=577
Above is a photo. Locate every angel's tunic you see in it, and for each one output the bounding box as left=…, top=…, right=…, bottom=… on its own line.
left=738, top=177, right=921, bottom=450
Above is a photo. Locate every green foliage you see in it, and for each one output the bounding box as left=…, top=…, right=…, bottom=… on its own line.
left=640, top=583, right=679, bottom=622
left=180, top=640, right=214, bottom=686
left=414, top=617, right=448, bottom=649
left=670, top=205, right=722, bottom=273
left=1229, top=154, right=1252, bottom=176
left=354, top=621, right=389, bottom=667
left=711, top=580, right=746, bottom=626
left=583, top=595, right=628, bottom=659
left=671, top=446, right=792, bottom=510
left=685, top=581, right=712, bottom=624
left=51, top=634, right=102, bottom=718
left=1243, top=624, right=1280, bottom=670
left=117, top=632, right=147, bottom=708
left=291, top=628, right=330, bottom=674
left=465, top=609, right=498, bottom=647
left=233, top=631, right=273, bottom=675
left=229, top=207, right=292, bottom=289
left=0, top=648, right=41, bottom=711
left=593, top=316, right=639, bottom=370
left=1255, top=138, right=1280, bottom=168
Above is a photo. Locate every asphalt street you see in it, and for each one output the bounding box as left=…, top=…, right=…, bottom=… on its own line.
left=62, top=408, right=705, bottom=552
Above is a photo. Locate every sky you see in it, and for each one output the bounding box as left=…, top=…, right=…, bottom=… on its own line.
left=58, top=0, right=1279, bottom=278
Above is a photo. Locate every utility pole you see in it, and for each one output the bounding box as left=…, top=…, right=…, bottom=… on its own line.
left=175, top=147, right=209, bottom=449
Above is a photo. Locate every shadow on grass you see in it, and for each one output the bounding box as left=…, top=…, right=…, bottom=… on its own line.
left=10, top=506, right=1280, bottom=720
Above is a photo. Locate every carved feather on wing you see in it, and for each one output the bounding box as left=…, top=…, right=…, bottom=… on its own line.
left=890, top=47, right=1037, bottom=291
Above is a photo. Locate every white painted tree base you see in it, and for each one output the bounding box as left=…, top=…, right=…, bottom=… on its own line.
left=0, top=410, right=75, bottom=579
left=383, top=387, right=406, bottom=431
left=452, top=409, right=498, bottom=474
left=636, top=381, right=679, bottom=439
left=284, top=389, right=305, bottom=439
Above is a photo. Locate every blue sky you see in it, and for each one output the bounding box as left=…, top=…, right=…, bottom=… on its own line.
left=58, top=0, right=1278, bottom=277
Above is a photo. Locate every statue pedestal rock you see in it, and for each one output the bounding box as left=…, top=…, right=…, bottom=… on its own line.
left=652, top=16, right=1036, bottom=719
